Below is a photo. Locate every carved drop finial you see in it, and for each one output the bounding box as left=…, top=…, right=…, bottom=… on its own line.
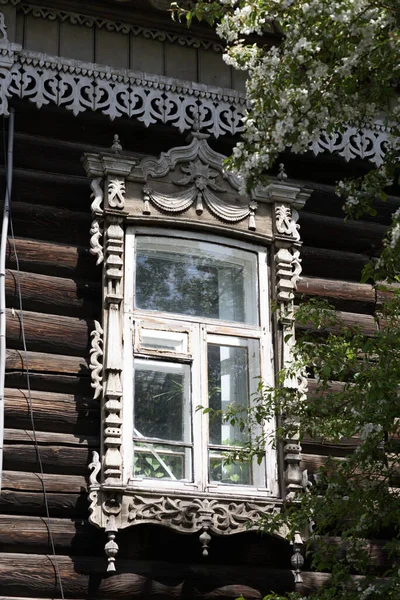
left=105, top=515, right=119, bottom=572
left=111, top=134, right=122, bottom=155
left=278, top=163, right=288, bottom=182
left=199, top=528, right=211, bottom=557
left=291, top=532, right=305, bottom=583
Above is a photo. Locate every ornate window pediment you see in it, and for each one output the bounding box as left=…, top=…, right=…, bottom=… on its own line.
left=83, top=133, right=311, bottom=574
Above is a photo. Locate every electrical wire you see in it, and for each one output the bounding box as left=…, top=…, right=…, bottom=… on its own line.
left=2, top=114, right=65, bottom=600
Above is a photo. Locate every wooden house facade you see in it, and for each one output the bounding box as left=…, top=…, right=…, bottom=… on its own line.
left=0, top=1, right=397, bottom=598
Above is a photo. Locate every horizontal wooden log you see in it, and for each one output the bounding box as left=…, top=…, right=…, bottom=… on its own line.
left=6, top=308, right=92, bottom=356
left=301, top=453, right=343, bottom=477
left=3, top=443, right=91, bottom=476
left=4, top=372, right=91, bottom=395
left=309, top=536, right=390, bottom=570
left=298, top=276, right=375, bottom=313
left=0, top=553, right=295, bottom=597
left=6, top=350, right=89, bottom=375
left=4, top=388, right=99, bottom=435
left=297, top=308, right=377, bottom=336
left=0, top=168, right=89, bottom=212
left=1, top=201, right=90, bottom=245
left=6, top=237, right=98, bottom=280
left=299, top=212, right=387, bottom=255
left=301, top=246, right=369, bottom=282
left=302, top=434, right=360, bottom=458
left=0, top=472, right=88, bottom=518
left=5, top=349, right=91, bottom=394
left=0, top=515, right=104, bottom=555
left=6, top=269, right=101, bottom=318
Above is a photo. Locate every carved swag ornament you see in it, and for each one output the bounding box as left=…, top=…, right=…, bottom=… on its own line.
left=83, top=134, right=311, bottom=576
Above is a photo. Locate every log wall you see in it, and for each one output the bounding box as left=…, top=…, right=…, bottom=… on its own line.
left=0, top=99, right=396, bottom=599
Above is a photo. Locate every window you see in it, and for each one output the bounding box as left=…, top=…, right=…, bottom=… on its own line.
left=123, top=229, right=277, bottom=496
left=84, top=134, right=311, bottom=571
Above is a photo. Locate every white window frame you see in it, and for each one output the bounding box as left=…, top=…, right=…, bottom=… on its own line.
left=122, top=226, right=278, bottom=498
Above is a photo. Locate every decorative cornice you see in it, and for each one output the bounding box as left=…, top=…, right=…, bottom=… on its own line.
left=19, top=2, right=224, bottom=52
left=7, top=50, right=245, bottom=136
left=3, top=48, right=389, bottom=163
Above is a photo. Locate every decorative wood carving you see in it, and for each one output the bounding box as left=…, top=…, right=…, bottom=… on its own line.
left=273, top=202, right=309, bottom=505
left=275, top=204, right=300, bottom=242
left=142, top=154, right=259, bottom=229
left=83, top=136, right=311, bottom=574
left=19, top=2, right=224, bottom=52
left=90, top=321, right=103, bottom=400
left=128, top=494, right=281, bottom=556
left=108, top=178, right=126, bottom=210
left=89, top=178, right=104, bottom=265
left=89, top=450, right=101, bottom=486
left=0, top=10, right=21, bottom=116
left=0, top=29, right=385, bottom=163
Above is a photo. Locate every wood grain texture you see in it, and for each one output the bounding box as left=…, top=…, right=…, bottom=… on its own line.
left=298, top=276, right=375, bottom=313
left=5, top=270, right=101, bottom=318
left=297, top=308, right=377, bottom=336
left=0, top=515, right=104, bottom=555
left=6, top=237, right=98, bottom=280
left=6, top=308, right=92, bottom=356
left=0, top=472, right=88, bottom=518
left=2, top=201, right=90, bottom=245
left=0, top=553, right=296, bottom=597
left=301, top=245, right=369, bottom=281
left=4, top=388, right=99, bottom=435
left=300, top=212, right=387, bottom=255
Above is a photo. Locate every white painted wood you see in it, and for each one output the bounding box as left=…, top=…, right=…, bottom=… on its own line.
left=122, top=226, right=276, bottom=497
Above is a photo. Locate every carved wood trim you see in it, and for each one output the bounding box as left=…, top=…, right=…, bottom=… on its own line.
left=83, top=135, right=311, bottom=575
left=19, top=2, right=225, bottom=52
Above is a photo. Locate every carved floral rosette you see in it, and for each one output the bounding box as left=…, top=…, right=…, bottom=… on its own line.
left=83, top=136, right=311, bottom=575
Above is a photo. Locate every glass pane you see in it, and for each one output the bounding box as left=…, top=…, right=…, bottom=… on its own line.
left=134, top=442, right=192, bottom=481
left=209, top=450, right=251, bottom=485
left=134, top=359, right=191, bottom=443
left=141, top=329, right=188, bottom=353
left=208, top=344, right=251, bottom=447
left=135, top=237, right=258, bottom=324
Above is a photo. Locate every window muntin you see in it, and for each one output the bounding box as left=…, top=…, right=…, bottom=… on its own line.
left=135, top=236, right=258, bottom=325
left=124, top=228, right=276, bottom=496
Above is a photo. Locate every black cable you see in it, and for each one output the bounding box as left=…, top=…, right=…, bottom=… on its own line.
left=2, top=114, right=66, bottom=600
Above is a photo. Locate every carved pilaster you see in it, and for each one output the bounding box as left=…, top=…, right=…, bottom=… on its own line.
left=273, top=202, right=307, bottom=502
left=103, top=214, right=125, bottom=485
